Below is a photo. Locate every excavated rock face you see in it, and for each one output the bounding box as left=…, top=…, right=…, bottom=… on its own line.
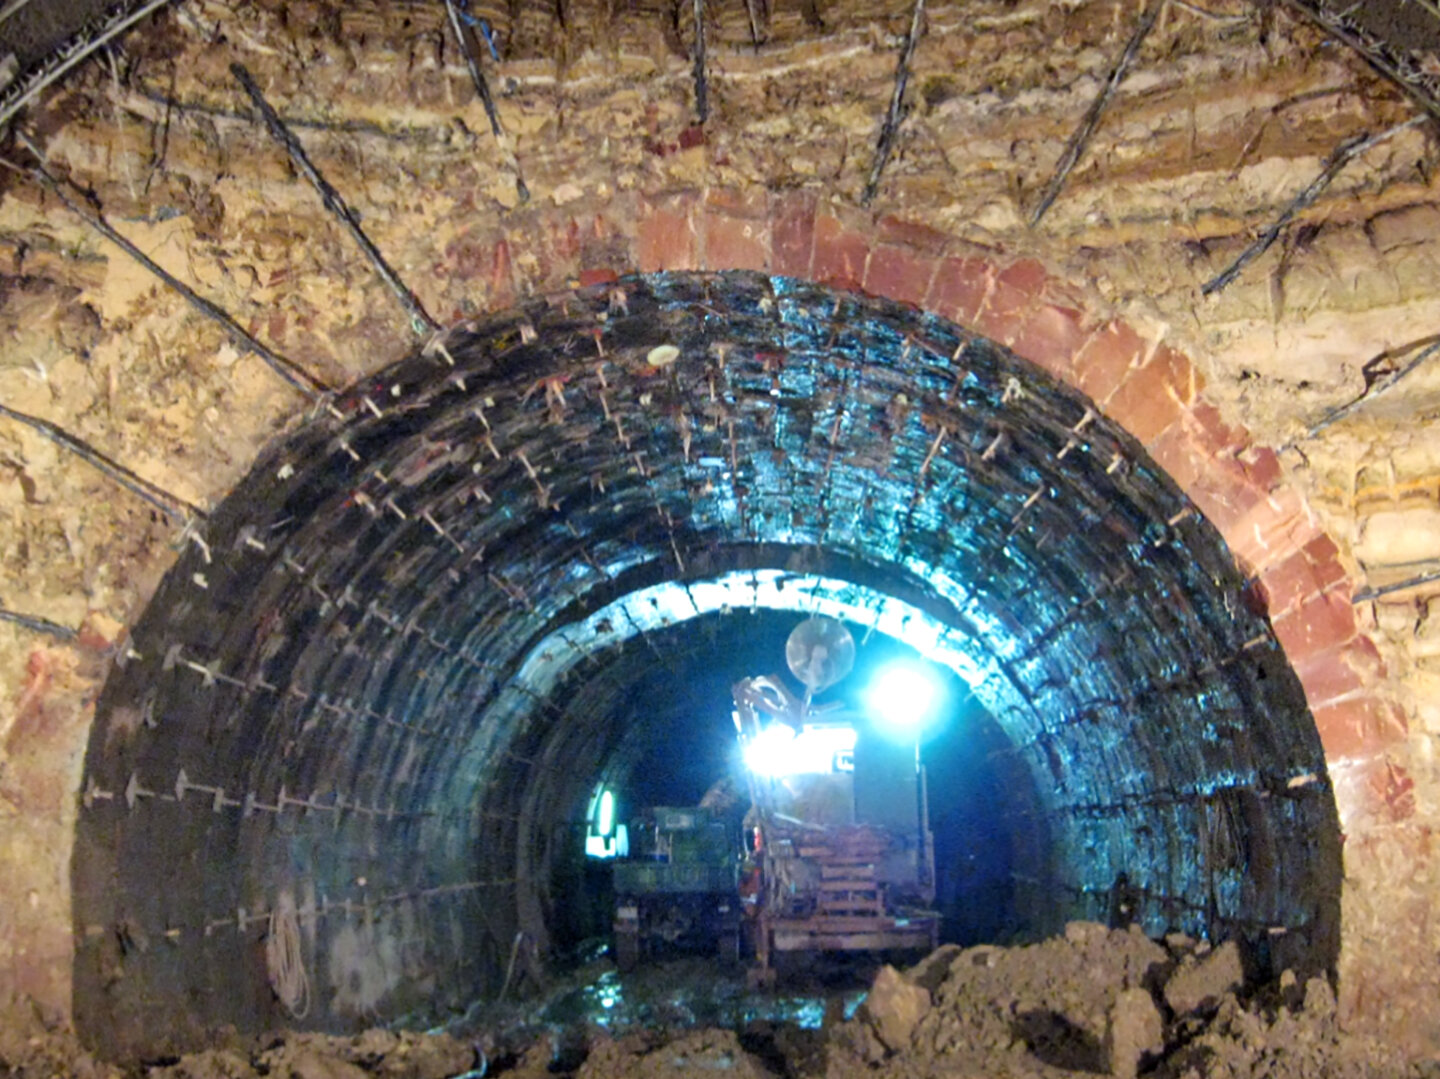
left=0, top=0, right=1439, bottom=1063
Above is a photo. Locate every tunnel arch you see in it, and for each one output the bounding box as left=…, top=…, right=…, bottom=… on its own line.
left=73, top=269, right=1341, bottom=1058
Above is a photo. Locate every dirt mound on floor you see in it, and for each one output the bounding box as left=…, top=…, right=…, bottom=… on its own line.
left=0, top=1010, right=475, bottom=1079
left=826, top=924, right=1424, bottom=1079
left=2, top=926, right=1433, bottom=1078
left=575, top=1028, right=775, bottom=1079
left=150, top=1030, right=475, bottom=1079
left=0, top=993, right=120, bottom=1079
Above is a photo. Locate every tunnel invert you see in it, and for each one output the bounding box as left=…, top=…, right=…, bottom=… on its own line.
left=72, top=271, right=1341, bottom=1059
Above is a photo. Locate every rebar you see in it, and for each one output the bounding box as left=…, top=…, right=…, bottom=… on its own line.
left=692, top=0, right=709, bottom=123
left=1028, top=0, right=1162, bottom=227
left=744, top=0, right=764, bottom=49
left=442, top=0, right=530, bottom=203
left=443, top=0, right=503, bottom=138
left=0, top=605, right=77, bottom=642
left=861, top=0, right=926, bottom=206
left=1202, top=115, right=1427, bottom=296
left=0, top=0, right=176, bottom=131
left=1306, top=336, right=1440, bottom=437
left=17, top=132, right=329, bottom=400
left=230, top=62, right=439, bottom=334
left=1353, top=569, right=1440, bottom=603
left=1278, top=0, right=1440, bottom=124
left=0, top=0, right=37, bottom=27
left=0, top=401, right=207, bottom=522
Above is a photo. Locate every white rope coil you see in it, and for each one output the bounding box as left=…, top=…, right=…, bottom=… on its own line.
left=265, top=891, right=311, bottom=1019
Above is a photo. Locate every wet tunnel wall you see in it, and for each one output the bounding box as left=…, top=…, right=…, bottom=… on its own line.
left=72, top=272, right=1341, bottom=1058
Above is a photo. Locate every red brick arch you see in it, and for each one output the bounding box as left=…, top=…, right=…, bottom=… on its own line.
left=438, top=186, right=1406, bottom=802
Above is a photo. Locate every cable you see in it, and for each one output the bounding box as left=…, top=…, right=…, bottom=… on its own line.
left=498, top=930, right=526, bottom=1002
left=266, top=892, right=311, bottom=1019
left=0, top=0, right=38, bottom=29
left=0, top=0, right=178, bottom=130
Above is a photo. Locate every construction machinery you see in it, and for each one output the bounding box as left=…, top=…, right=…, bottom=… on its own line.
left=733, top=617, right=941, bottom=980
left=606, top=616, right=940, bottom=976
left=610, top=805, right=742, bottom=970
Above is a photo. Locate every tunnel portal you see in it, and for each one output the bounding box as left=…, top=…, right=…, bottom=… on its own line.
left=72, top=271, right=1341, bottom=1059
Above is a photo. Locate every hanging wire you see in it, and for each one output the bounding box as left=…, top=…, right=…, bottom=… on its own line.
left=265, top=892, right=311, bottom=1019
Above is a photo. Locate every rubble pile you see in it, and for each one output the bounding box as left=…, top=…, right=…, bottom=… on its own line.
left=2, top=925, right=1434, bottom=1078
left=574, top=1029, right=775, bottom=1079
left=825, top=924, right=1427, bottom=1079
left=0, top=1005, right=476, bottom=1079
left=0, top=994, right=115, bottom=1079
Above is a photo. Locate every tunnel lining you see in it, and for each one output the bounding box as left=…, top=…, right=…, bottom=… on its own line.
left=73, top=271, right=1340, bottom=1059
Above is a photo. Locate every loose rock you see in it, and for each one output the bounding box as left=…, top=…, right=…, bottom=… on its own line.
left=857, top=965, right=931, bottom=1052
left=1, top=930, right=1430, bottom=1079
left=1106, top=987, right=1164, bottom=1079
left=1165, top=941, right=1245, bottom=1017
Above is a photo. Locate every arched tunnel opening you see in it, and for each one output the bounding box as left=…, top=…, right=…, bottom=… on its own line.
left=71, top=271, right=1342, bottom=1060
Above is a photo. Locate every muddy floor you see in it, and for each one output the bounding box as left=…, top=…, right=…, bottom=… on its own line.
left=3, top=925, right=1436, bottom=1078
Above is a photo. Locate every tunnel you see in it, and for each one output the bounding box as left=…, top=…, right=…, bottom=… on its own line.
left=70, top=270, right=1342, bottom=1059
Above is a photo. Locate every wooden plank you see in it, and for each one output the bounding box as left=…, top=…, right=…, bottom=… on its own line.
left=771, top=928, right=937, bottom=952
left=821, top=864, right=876, bottom=880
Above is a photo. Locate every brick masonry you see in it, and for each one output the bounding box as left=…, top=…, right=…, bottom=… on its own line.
left=0, top=182, right=1419, bottom=1043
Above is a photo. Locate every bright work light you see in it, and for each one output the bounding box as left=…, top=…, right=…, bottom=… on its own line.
left=744, top=723, right=857, bottom=777
left=744, top=723, right=799, bottom=777
left=865, top=662, right=940, bottom=734
left=584, top=786, right=627, bottom=859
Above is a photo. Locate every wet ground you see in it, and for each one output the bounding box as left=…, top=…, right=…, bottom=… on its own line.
left=534, top=960, right=859, bottom=1033
left=3, top=927, right=1438, bottom=1078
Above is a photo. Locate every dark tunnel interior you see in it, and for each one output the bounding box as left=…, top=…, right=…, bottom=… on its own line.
left=70, top=271, right=1343, bottom=1060
left=543, top=609, right=1033, bottom=955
